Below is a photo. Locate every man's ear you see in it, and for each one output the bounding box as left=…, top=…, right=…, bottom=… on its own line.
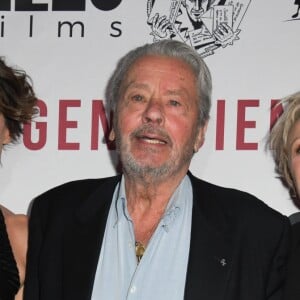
left=108, top=128, right=115, bottom=141
left=193, top=121, right=208, bottom=153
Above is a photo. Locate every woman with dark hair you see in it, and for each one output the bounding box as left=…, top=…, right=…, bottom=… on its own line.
left=0, top=57, right=37, bottom=300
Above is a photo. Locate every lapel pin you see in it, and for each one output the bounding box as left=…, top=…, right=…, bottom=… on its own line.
left=220, top=258, right=226, bottom=267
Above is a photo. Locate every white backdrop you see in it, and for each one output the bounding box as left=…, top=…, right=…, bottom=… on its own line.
left=1, top=0, right=299, bottom=216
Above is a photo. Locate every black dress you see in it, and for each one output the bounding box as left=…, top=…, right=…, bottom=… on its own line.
left=0, top=209, right=20, bottom=300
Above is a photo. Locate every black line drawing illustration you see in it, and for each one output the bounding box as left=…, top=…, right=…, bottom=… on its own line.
left=292, top=0, right=300, bottom=18
left=147, top=0, right=251, bottom=58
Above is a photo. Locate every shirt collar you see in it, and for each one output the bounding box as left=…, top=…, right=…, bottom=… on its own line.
left=113, top=175, right=191, bottom=230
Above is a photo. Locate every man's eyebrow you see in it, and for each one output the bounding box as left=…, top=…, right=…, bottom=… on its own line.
left=122, top=82, right=189, bottom=97
left=123, top=81, right=150, bottom=91
left=165, top=88, right=189, bottom=98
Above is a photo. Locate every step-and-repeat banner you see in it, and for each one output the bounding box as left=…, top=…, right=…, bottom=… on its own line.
left=1, top=0, right=299, bottom=216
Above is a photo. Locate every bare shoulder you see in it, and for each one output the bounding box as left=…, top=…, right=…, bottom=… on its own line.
left=0, top=204, right=14, bottom=216
left=0, top=205, right=28, bottom=285
left=4, top=211, right=28, bottom=252
left=1, top=205, right=28, bottom=237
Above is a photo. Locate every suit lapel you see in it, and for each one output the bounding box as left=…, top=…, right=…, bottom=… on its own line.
left=58, top=173, right=233, bottom=299
left=184, top=174, right=233, bottom=300
left=62, top=176, right=121, bottom=300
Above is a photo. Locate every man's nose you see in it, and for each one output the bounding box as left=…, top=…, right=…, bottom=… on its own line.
left=142, top=99, right=164, bottom=125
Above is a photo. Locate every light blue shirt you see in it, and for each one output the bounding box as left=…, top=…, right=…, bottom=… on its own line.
left=91, top=175, right=193, bottom=300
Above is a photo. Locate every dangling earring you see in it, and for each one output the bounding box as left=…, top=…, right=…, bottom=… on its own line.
left=108, top=130, right=115, bottom=141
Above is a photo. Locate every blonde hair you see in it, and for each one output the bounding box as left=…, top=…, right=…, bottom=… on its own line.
left=268, top=91, right=300, bottom=193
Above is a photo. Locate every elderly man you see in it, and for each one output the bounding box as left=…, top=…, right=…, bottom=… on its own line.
left=24, top=40, right=290, bottom=300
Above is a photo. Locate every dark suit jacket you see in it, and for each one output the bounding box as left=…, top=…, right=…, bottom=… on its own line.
left=284, top=221, right=300, bottom=300
left=24, top=173, right=290, bottom=300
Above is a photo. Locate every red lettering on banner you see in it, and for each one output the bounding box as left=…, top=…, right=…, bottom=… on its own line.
left=236, top=100, right=259, bottom=150
left=91, top=100, right=115, bottom=150
left=216, top=100, right=225, bottom=150
left=270, top=99, right=283, bottom=129
left=22, top=98, right=283, bottom=151
left=23, top=99, right=47, bottom=150
left=58, top=100, right=81, bottom=150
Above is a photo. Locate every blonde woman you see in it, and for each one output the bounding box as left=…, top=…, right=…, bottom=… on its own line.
left=268, top=91, right=300, bottom=300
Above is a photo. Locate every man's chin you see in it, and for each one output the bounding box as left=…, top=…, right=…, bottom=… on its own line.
left=124, top=162, right=170, bottom=179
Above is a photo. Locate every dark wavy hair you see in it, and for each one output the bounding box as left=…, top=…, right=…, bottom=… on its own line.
left=0, top=57, right=38, bottom=143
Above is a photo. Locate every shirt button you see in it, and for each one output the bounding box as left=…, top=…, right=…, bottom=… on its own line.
left=130, top=286, right=136, bottom=293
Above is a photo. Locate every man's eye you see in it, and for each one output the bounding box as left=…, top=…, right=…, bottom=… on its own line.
left=169, top=99, right=181, bottom=106
left=132, top=95, right=143, bottom=102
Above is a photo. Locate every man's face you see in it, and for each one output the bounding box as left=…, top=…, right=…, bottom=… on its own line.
left=184, top=0, right=211, bottom=22
left=113, top=55, right=206, bottom=181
